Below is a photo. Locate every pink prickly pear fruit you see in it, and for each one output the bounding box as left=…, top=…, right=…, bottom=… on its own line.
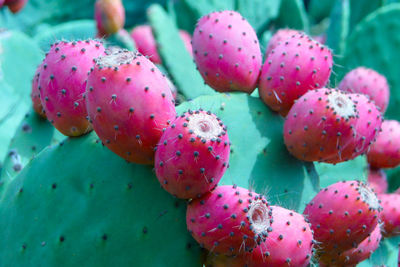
left=244, top=206, right=314, bottom=267
left=31, top=64, right=46, bottom=118
left=186, top=185, right=272, bottom=255
left=323, top=93, right=383, bottom=163
left=367, top=120, right=400, bottom=169
left=377, top=193, right=400, bottom=237
left=319, top=224, right=382, bottom=267
left=205, top=253, right=247, bottom=267
left=4, top=0, right=27, bottom=13
left=0, top=0, right=5, bottom=8
left=39, top=40, right=106, bottom=136
left=131, top=25, right=192, bottom=64
left=259, top=33, right=333, bottom=116
left=192, top=11, right=262, bottom=94
left=303, top=181, right=381, bottom=252
left=265, top=28, right=302, bottom=56
left=95, top=0, right=125, bottom=37
left=368, top=168, right=388, bottom=194
left=86, top=49, right=176, bottom=164
left=283, top=88, right=359, bottom=163
left=339, top=67, right=390, bottom=113
left=155, top=110, right=230, bottom=199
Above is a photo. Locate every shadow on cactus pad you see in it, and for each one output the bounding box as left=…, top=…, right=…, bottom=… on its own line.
left=0, top=133, right=203, bottom=267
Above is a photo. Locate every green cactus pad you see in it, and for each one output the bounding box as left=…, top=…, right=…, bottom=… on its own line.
left=341, top=4, right=400, bottom=119
left=177, top=93, right=319, bottom=211
left=148, top=4, right=216, bottom=100
left=181, top=0, right=235, bottom=19
left=349, top=0, right=383, bottom=31
left=34, top=20, right=96, bottom=51
left=0, top=111, right=54, bottom=191
left=0, top=133, right=203, bottom=267
left=276, top=0, right=310, bottom=32
left=105, top=29, right=136, bottom=51
left=326, top=0, right=350, bottom=57
left=308, top=0, right=336, bottom=22
left=236, top=0, right=281, bottom=32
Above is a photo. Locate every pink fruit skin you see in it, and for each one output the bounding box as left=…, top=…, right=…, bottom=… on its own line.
left=259, top=33, right=333, bottom=116
left=303, top=181, right=380, bottom=252
left=39, top=40, right=106, bottom=136
left=339, top=67, right=390, bottom=113
left=155, top=110, right=230, bottom=199
left=192, top=11, right=262, bottom=93
left=367, top=120, right=400, bottom=169
left=4, top=0, right=27, bottom=13
left=319, top=224, right=382, bottom=267
left=31, top=64, right=46, bottom=118
left=283, top=88, right=359, bottom=163
left=368, top=168, right=388, bottom=194
left=0, top=0, right=5, bottom=8
left=265, top=28, right=302, bottom=56
left=325, top=93, right=383, bottom=163
left=86, top=50, right=176, bottom=164
left=95, top=0, right=125, bottom=37
left=244, top=206, right=313, bottom=267
left=186, top=185, right=272, bottom=255
left=378, top=193, right=400, bottom=237
left=131, top=25, right=192, bottom=64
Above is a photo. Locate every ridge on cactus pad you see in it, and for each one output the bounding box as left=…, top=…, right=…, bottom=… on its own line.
left=0, top=133, right=203, bottom=266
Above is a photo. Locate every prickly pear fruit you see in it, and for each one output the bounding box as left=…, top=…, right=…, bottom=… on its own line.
left=367, top=120, right=400, bottom=169
left=95, top=0, right=125, bottom=37
left=368, top=168, right=388, bottom=194
left=192, top=11, right=262, bottom=93
left=377, top=193, right=400, bottom=237
left=303, top=181, right=381, bottom=252
left=259, top=33, right=333, bottom=116
left=4, top=0, right=27, bottom=13
left=283, top=88, right=359, bottom=163
left=186, top=185, right=272, bottom=255
left=0, top=0, right=4, bottom=8
left=339, top=67, right=390, bottom=113
left=39, top=40, right=106, bottom=136
left=86, top=49, right=176, bottom=164
left=205, top=254, right=247, bottom=267
left=131, top=25, right=192, bottom=64
left=244, top=206, right=313, bottom=267
left=31, top=65, right=46, bottom=118
left=265, top=28, right=301, bottom=55
left=329, top=93, right=383, bottom=163
left=155, top=110, right=230, bottom=199
left=319, top=224, right=382, bottom=267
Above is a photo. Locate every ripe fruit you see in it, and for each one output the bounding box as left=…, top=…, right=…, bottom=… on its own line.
left=339, top=67, right=390, bottom=113
left=39, top=40, right=106, bottom=136
left=378, top=193, right=400, bottom=237
left=192, top=10, right=262, bottom=93
left=31, top=64, right=46, bottom=118
left=367, top=168, right=388, bottom=194
left=4, top=0, right=27, bottom=13
left=95, top=0, right=125, bottom=37
left=265, top=28, right=301, bottom=55
left=155, top=110, right=230, bottom=199
left=86, top=49, right=176, bottom=164
left=367, top=120, right=400, bottom=169
left=303, top=181, right=380, bottom=252
left=186, top=185, right=272, bottom=255
left=283, top=88, right=358, bottom=163
left=259, top=33, right=332, bottom=116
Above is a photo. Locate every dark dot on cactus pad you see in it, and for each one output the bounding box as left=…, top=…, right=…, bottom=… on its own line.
left=174, top=201, right=179, bottom=208
left=13, top=164, right=22, bottom=172
left=22, top=123, right=32, bottom=133
left=127, top=183, right=132, bottom=189
left=186, top=243, right=192, bottom=249
left=102, top=234, right=108, bottom=241
left=142, top=227, right=148, bottom=234
left=52, top=183, right=57, bottom=189
left=90, top=184, right=94, bottom=189
left=59, top=236, right=65, bottom=242
left=41, top=241, right=46, bottom=247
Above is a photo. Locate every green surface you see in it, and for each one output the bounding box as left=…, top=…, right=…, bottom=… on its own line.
left=308, top=0, right=336, bottom=22
left=0, top=133, right=202, bottom=266
left=177, top=93, right=319, bottom=212
left=276, top=0, right=310, bottom=32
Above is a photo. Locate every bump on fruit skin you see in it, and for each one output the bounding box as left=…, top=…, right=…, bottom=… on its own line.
left=244, top=206, right=313, bottom=267
left=283, top=88, right=359, bottom=163
left=95, top=0, right=125, bottom=37
left=339, top=67, right=390, bottom=114
left=303, top=180, right=381, bottom=253
left=186, top=185, right=272, bottom=255
left=31, top=64, right=46, bottom=119
left=367, top=120, right=400, bottom=169
left=259, top=33, right=333, bottom=116
left=86, top=49, right=176, bottom=164
left=192, top=10, right=262, bottom=94
left=155, top=110, right=230, bottom=199
left=318, top=224, right=382, bottom=267
left=265, top=28, right=302, bottom=56
left=378, top=193, right=400, bottom=237
left=131, top=25, right=192, bottom=64
left=39, top=40, right=106, bottom=136
left=367, top=168, right=388, bottom=194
